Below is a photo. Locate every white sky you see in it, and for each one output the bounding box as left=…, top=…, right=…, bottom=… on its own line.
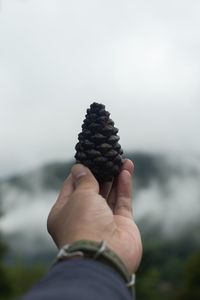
left=0, top=0, right=200, bottom=177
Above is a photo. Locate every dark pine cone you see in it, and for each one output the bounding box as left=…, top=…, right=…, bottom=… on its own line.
left=75, top=102, right=123, bottom=182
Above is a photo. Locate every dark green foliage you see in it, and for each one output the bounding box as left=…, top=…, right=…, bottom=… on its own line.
left=3, top=264, right=47, bottom=300
left=136, top=228, right=200, bottom=300
left=0, top=154, right=199, bottom=299
left=185, top=251, right=200, bottom=288
left=0, top=209, right=13, bottom=299
left=173, top=252, right=200, bottom=300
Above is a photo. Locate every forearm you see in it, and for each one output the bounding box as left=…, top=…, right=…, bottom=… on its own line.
left=21, top=259, right=133, bottom=300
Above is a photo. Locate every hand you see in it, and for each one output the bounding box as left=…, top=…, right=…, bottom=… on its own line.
left=47, top=159, right=142, bottom=274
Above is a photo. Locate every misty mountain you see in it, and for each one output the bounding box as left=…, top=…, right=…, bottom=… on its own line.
left=0, top=152, right=200, bottom=263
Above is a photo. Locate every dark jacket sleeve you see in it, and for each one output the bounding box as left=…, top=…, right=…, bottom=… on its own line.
left=21, top=259, right=134, bottom=300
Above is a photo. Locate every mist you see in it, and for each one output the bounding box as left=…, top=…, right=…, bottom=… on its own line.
left=0, top=154, right=199, bottom=256
left=1, top=0, right=200, bottom=178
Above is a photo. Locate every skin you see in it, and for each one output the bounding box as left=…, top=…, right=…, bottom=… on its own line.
left=47, top=159, right=142, bottom=274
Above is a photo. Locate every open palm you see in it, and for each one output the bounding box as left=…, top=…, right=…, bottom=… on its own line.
left=47, top=159, right=142, bottom=274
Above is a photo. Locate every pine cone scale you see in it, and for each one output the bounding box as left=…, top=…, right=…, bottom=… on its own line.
left=75, top=102, right=123, bottom=182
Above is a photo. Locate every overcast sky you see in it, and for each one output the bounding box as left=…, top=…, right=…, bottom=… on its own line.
left=0, top=0, right=200, bottom=177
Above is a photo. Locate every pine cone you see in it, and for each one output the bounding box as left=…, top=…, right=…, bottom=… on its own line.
left=75, top=102, right=123, bottom=182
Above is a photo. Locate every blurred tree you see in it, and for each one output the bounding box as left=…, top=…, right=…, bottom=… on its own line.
left=136, top=229, right=196, bottom=300
left=173, top=251, right=200, bottom=300
left=185, top=251, right=200, bottom=288
left=0, top=205, right=46, bottom=300
left=5, top=264, right=47, bottom=299
left=136, top=267, right=162, bottom=300
left=0, top=205, right=13, bottom=299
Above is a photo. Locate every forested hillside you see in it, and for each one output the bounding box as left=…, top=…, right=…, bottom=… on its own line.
left=0, top=152, right=200, bottom=299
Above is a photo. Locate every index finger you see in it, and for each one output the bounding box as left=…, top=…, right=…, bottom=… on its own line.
left=107, top=159, right=134, bottom=212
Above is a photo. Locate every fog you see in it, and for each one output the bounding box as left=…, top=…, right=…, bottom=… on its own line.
left=0, top=0, right=200, bottom=178
left=0, top=154, right=199, bottom=255
left=136, top=176, right=200, bottom=236
left=0, top=0, right=200, bottom=258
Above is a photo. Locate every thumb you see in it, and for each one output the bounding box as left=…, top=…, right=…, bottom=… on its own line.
left=71, top=164, right=99, bottom=193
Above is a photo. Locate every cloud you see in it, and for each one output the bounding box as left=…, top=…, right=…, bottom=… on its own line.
left=1, top=153, right=200, bottom=254
left=135, top=176, right=200, bottom=237
left=0, top=0, right=200, bottom=177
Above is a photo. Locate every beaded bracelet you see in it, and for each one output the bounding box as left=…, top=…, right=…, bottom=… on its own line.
left=56, top=240, right=135, bottom=297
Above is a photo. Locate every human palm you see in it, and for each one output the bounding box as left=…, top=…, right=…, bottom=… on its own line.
left=47, top=159, right=142, bottom=274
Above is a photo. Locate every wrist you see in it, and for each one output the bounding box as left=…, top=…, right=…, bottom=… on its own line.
left=56, top=239, right=135, bottom=295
